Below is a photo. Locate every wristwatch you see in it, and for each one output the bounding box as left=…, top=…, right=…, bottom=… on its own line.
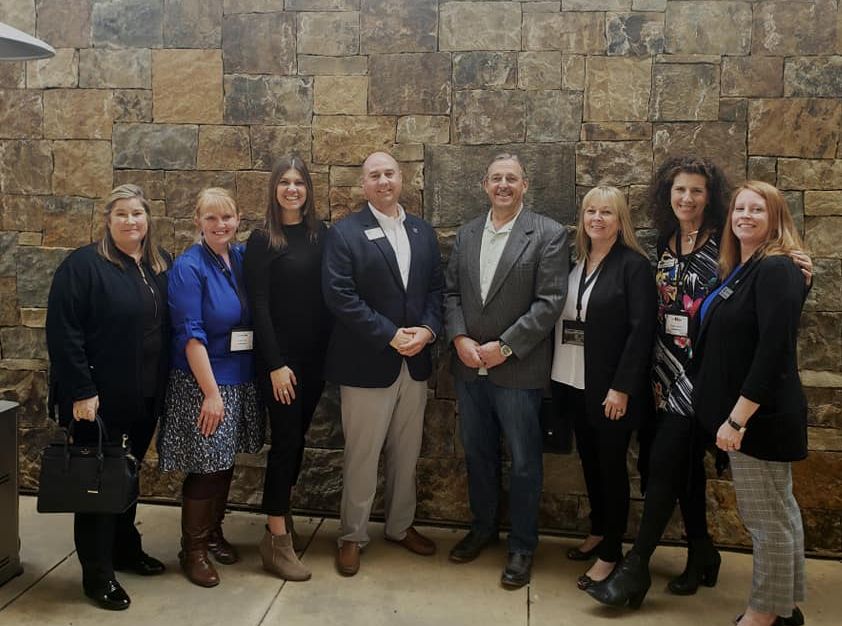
left=499, top=342, right=513, bottom=358
left=727, top=418, right=747, bottom=434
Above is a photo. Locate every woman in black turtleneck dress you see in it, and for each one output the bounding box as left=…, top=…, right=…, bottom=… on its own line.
left=243, top=155, right=331, bottom=582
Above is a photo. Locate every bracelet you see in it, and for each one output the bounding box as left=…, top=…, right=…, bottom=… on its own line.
left=727, top=418, right=747, bottom=434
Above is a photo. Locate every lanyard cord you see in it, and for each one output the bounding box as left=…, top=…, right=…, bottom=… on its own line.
left=576, top=261, right=601, bottom=323
left=201, top=240, right=248, bottom=323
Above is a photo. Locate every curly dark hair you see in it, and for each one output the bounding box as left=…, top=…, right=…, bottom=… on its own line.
left=648, top=155, right=730, bottom=238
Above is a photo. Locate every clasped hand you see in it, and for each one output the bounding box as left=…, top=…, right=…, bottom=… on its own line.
left=390, top=327, right=433, bottom=357
left=453, top=336, right=508, bottom=369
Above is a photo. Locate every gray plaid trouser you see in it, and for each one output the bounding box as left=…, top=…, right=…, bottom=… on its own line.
left=729, top=451, right=805, bottom=615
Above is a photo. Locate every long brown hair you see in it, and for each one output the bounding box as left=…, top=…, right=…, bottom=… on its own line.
left=264, top=155, right=320, bottom=250
left=575, top=186, right=647, bottom=262
left=719, top=180, right=804, bottom=278
left=97, top=184, right=168, bottom=274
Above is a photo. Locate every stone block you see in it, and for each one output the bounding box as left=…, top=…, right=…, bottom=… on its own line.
left=222, top=11, right=295, bottom=75
left=576, top=141, right=651, bottom=186
left=748, top=99, right=841, bottom=159
left=0, top=62, right=24, bottom=89
left=17, top=232, right=41, bottom=246
left=526, top=90, right=582, bottom=143
left=806, top=387, right=842, bottom=428
left=113, top=90, right=153, bottom=123
left=35, top=0, right=91, bottom=48
left=805, top=217, right=842, bottom=259
left=0, top=141, right=52, bottom=194
left=562, top=54, right=585, bottom=91
left=747, top=156, right=777, bottom=185
left=0, top=0, right=35, bottom=32
left=664, top=1, right=751, bottom=55
left=328, top=186, right=366, bottom=221
left=0, top=327, right=47, bottom=360
left=153, top=50, right=223, bottom=124
left=653, top=122, right=747, bottom=185
left=799, top=311, right=842, bottom=372
left=606, top=11, right=665, bottom=56
left=416, top=457, right=470, bottom=522
left=393, top=144, right=426, bottom=162
left=44, top=89, right=112, bottom=140
left=234, top=171, right=271, bottom=221
left=368, top=53, right=450, bottom=115
left=164, top=0, right=222, bottom=48
left=424, top=143, right=576, bottom=227
left=650, top=63, right=719, bottom=121
left=250, top=125, right=313, bottom=171
left=223, top=0, right=282, bottom=11
left=314, top=75, right=367, bottom=115
left=113, top=124, right=198, bottom=170
left=524, top=1, right=560, bottom=11
left=26, top=48, right=78, bottom=89
left=523, top=11, right=605, bottom=53
left=52, top=141, right=111, bottom=200
left=718, top=98, right=747, bottom=123
left=329, top=166, right=362, bottom=187
left=452, top=90, right=525, bottom=145
left=0, top=89, right=42, bottom=139
left=164, top=171, right=237, bottom=219
left=0, top=232, right=15, bottom=276
left=793, top=451, right=842, bottom=509
left=808, top=427, right=842, bottom=453
left=721, top=56, right=783, bottom=98
left=805, top=191, right=842, bottom=217
left=113, top=170, right=166, bottom=200
left=0, top=359, right=48, bottom=424
left=518, top=52, right=562, bottom=90
left=584, top=57, right=651, bottom=121
left=310, top=172, right=331, bottom=220
left=360, top=0, right=437, bottom=53
left=197, top=126, right=251, bottom=170
left=91, top=0, right=163, bottom=48
left=633, top=0, right=665, bottom=9
left=396, top=116, right=449, bottom=144
left=752, top=0, right=836, bottom=56
left=452, top=52, right=517, bottom=90
left=784, top=190, right=804, bottom=235
left=297, top=11, right=359, bottom=56
left=420, top=398, right=457, bottom=458
left=291, top=448, right=344, bottom=513
left=224, top=75, right=313, bottom=125
left=297, top=55, right=368, bottom=75
left=285, top=0, right=359, bottom=8
left=802, top=508, right=842, bottom=553
left=778, top=159, right=842, bottom=191
left=440, top=1, right=520, bottom=51
left=581, top=122, right=651, bottom=141
left=313, top=115, right=395, bottom=165
left=0, top=195, right=45, bottom=231
left=785, top=56, right=842, bottom=98
left=305, top=383, right=343, bottom=448
left=79, top=47, right=151, bottom=89
left=42, top=196, right=95, bottom=247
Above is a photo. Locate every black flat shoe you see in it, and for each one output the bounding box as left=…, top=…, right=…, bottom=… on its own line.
left=735, top=607, right=804, bottom=626
left=114, top=552, right=166, bottom=576
left=84, top=579, right=130, bottom=611
left=567, top=542, right=601, bottom=561
left=449, top=530, right=499, bottom=563
left=500, top=553, right=532, bottom=589
left=577, top=574, right=595, bottom=590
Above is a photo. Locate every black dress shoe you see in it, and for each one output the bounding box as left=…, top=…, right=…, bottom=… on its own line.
left=501, top=553, right=533, bottom=589
left=84, top=579, right=131, bottom=611
left=449, top=531, right=499, bottom=563
left=567, top=542, right=601, bottom=561
left=577, top=574, right=596, bottom=590
left=585, top=552, right=651, bottom=610
left=114, top=552, right=166, bottom=576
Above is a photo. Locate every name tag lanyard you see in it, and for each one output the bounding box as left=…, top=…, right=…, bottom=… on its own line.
left=576, top=262, right=602, bottom=322
left=201, top=240, right=248, bottom=324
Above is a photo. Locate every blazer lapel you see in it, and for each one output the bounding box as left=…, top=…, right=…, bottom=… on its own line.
left=464, top=218, right=484, bottom=302
left=362, top=206, right=405, bottom=292
left=483, top=210, right=532, bottom=307
left=405, top=217, right=424, bottom=293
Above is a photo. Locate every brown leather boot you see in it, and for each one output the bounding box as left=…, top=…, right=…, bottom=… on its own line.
left=179, top=497, right=220, bottom=587
left=208, top=490, right=239, bottom=565
left=259, top=527, right=311, bottom=581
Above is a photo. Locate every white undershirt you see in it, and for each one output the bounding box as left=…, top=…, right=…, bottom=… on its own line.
left=551, top=260, right=598, bottom=390
left=369, top=202, right=410, bottom=289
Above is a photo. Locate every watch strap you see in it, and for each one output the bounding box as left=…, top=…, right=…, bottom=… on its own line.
left=727, top=418, right=746, bottom=434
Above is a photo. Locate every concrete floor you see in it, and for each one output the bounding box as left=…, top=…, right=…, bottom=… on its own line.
left=1, top=496, right=840, bottom=626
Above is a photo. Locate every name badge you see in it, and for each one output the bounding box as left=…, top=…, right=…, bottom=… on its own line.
left=229, top=326, right=254, bottom=352
left=561, top=320, right=586, bottom=346
left=365, top=227, right=386, bottom=241
left=664, top=312, right=689, bottom=337
left=657, top=257, right=677, bottom=269
left=719, top=286, right=734, bottom=300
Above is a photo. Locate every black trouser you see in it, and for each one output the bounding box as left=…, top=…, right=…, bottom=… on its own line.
left=73, top=398, right=158, bottom=589
left=259, top=364, right=324, bottom=516
left=633, top=411, right=709, bottom=560
left=566, top=384, right=633, bottom=564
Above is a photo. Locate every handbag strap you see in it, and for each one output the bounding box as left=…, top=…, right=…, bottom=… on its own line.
left=67, top=415, right=109, bottom=462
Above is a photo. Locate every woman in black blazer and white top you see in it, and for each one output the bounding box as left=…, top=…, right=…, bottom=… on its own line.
left=692, top=181, right=808, bottom=626
left=551, top=186, right=657, bottom=592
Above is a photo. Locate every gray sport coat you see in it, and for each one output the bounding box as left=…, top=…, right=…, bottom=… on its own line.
left=444, top=208, right=569, bottom=389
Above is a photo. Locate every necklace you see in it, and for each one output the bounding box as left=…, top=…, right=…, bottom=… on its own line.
left=683, top=229, right=699, bottom=244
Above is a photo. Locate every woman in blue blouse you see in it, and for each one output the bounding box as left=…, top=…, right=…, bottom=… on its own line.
left=158, top=187, right=264, bottom=588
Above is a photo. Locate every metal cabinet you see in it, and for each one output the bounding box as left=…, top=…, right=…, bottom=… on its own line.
left=0, top=400, right=22, bottom=587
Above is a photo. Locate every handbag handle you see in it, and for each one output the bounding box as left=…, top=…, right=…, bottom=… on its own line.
left=65, top=415, right=109, bottom=472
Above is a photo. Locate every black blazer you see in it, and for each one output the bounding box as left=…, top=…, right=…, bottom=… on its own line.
left=691, top=255, right=808, bottom=462
left=322, top=205, right=443, bottom=388
left=46, top=244, right=171, bottom=433
left=581, top=243, right=657, bottom=431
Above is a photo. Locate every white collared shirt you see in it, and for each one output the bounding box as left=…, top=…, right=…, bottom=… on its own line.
left=369, top=202, right=411, bottom=289
left=479, top=205, right=523, bottom=303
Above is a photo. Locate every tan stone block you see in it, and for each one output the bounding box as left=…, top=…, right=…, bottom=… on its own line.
left=113, top=89, right=153, bottom=123
left=234, top=171, right=271, bottom=221
left=51, top=140, right=112, bottom=200
left=633, top=0, right=665, bottom=9
left=805, top=191, right=842, bottom=217
left=222, top=11, right=296, bottom=75
left=397, top=116, right=449, bottom=144
left=79, top=48, right=151, bottom=89
left=197, top=126, right=251, bottom=170
left=793, top=451, right=842, bottom=509
left=43, top=89, right=112, bottom=140
left=653, top=122, right=747, bottom=184
left=808, top=426, right=842, bottom=452
left=113, top=170, right=166, bottom=200
left=452, top=90, right=525, bottom=144
left=527, top=90, right=582, bottom=142
left=747, top=156, right=776, bottom=185
left=148, top=200, right=166, bottom=217
left=452, top=52, right=517, bottom=90
left=562, top=55, right=585, bottom=91
left=330, top=166, right=361, bottom=187
left=719, top=97, right=747, bottom=123
left=0, top=277, right=17, bottom=325
left=584, top=57, right=652, bottom=121
left=26, top=49, right=78, bottom=89
left=42, top=196, right=95, bottom=248
left=17, top=232, right=41, bottom=246
left=297, top=11, right=359, bottom=56
left=778, top=159, right=842, bottom=190
left=523, top=11, right=605, bottom=53
left=0, top=194, right=45, bottom=231
left=806, top=217, right=842, bottom=259
left=518, top=52, right=562, bottom=90
left=753, top=0, right=836, bottom=56
left=314, top=76, right=367, bottom=115
left=580, top=122, right=652, bottom=141
left=721, top=56, right=783, bottom=98
left=310, top=171, right=330, bottom=221
left=153, top=50, right=223, bottom=124
left=36, top=0, right=91, bottom=48
left=249, top=125, right=312, bottom=171
left=164, top=170, right=236, bottom=219
left=223, top=0, right=278, bottom=11
left=0, top=141, right=52, bottom=195
left=665, top=1, right=751, bottom=55
left=286, top=0, right=358, bottom=9
left=440, top=1, right=521, bottom=51
left=0, top=89, right=42, bottom=139
left=0, top=0, right=35, bottom=32
left=392, top=144, right=424, bottom=162
left=329, top=186, right=366, bottom=221
left=313, top=115, right=395, bottom=166
left=0, top=62, right=24, bottom=88
left=369, top=53, right=451, bottom=115
left=297, top=55, right=368, bottom=75
left=748, top=99, right=842, bottom=159
left=650, top=63, right=719, bottom=121
left=576, top=141, right=651, bottom=186
left=563, top=0, right=629, bottom=7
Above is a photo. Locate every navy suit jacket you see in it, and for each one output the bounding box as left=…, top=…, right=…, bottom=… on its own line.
left=322, top=205, right=443, bottom=388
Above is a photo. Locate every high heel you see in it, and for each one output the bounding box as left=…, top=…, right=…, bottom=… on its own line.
left=567, top=539, right=602, bottom=561
left=668, top=535, right=721, bottom=595
left=585, top=551, right=651, bottom=610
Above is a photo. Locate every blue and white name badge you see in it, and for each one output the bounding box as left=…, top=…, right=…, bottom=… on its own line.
left=229, top=326, right=254, bottom=352
left=365, top=227, right=386, bottom=241
left=664, top=312, right=689, bottom=337
left=657, top=257, right=678, bottom=269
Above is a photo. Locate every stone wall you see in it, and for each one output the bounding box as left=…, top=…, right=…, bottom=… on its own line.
left=1, top=0, right=841, bottom=554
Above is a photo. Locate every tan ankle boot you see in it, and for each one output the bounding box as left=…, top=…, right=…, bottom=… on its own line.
left=285, top=513, right=305, bottom=552
left=259, top=527, right=311, bottom=581
left=180, top=497, right=220, bottom=587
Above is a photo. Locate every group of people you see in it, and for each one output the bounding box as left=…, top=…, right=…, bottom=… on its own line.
left=45, top=149, right=812, bottom=626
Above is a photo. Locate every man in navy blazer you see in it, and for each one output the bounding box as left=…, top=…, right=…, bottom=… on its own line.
left=323, top=151, right=443, bottom=576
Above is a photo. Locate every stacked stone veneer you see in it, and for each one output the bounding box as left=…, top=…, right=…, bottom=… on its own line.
left=1, top=0, right=841, bottom=553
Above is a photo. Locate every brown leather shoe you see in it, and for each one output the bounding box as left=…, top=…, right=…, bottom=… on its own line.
left=180, top=497, right=220, bottom=587
left=385, top=527, right=436, bottom=556
left=336, top=541, right=360, bottom=576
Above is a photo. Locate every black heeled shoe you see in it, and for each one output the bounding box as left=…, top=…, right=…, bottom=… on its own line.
left=668, top=535, right=721, bottom=595
left=567, top=540, right=601, bottom=561
left=114, top=551, right=166, bottom=576
left=83, top=578, right=131, bottom=611
left=585, top=552, right=651, bottom=610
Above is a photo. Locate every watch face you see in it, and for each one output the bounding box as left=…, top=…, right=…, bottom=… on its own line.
left=501, top=344, right=512, bottom=357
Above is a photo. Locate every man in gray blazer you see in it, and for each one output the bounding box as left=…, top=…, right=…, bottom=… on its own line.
left=444, top=153, right=568, bottom=588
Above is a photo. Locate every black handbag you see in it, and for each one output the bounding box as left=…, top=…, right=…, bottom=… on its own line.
left=37, top=416, right=139, bottom=514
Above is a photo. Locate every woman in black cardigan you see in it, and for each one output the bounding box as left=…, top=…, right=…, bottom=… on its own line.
left=550, top=186, right=657, bottom=592
left=692, top=181, right=808, bottom=626
left=46, top=184, right=171, bottom=611
left=243, top=156, right=331, bottom=581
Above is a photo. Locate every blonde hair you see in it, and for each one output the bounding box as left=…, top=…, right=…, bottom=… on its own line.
left=574, top=186, right=647, bottom=262
left=194, top=187, right=239, bottom=242
left=98, top=184, right=168, bottom=274
left=719, top=180, right=804, bottom=278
